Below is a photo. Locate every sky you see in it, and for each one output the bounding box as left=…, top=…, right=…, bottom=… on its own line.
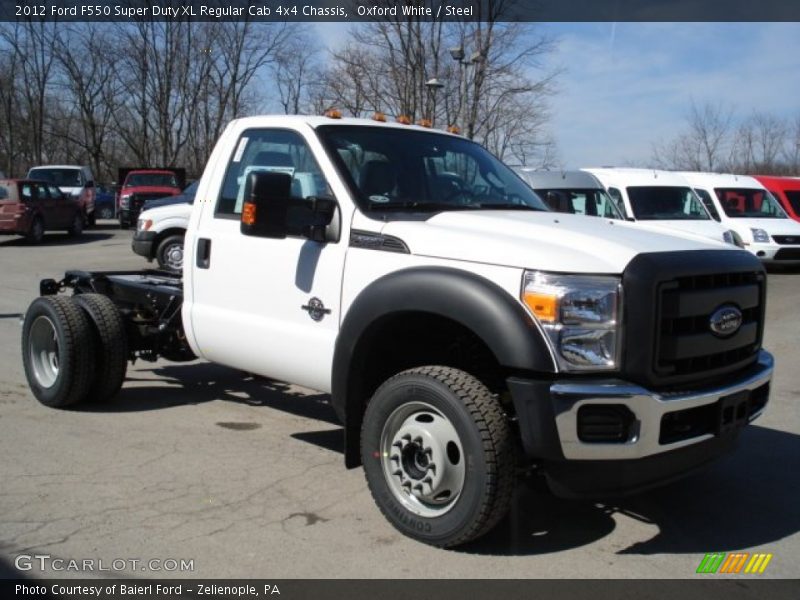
left=314, top=22, right=800, bottom=169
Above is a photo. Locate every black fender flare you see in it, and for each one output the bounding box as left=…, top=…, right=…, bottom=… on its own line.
left=332, top=266, right=556, bottom=467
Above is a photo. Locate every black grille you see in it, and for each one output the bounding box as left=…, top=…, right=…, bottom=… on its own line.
left=775, top=248, right=800, bottom=260
left=577, top=405, right=634, bottom=443
left=622, top=250, right=766, bottom=389
left=772, top=235, right=800, bottom=245
left=132, top=193, right=166, bottom=210
left=656, top=270, right=763, bottom=377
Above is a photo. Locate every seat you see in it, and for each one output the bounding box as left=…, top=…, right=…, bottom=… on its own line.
left=360, top=161, right=397, bottom=200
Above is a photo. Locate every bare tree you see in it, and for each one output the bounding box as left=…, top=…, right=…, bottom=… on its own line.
left=731, top=111, right=788, bottom=173
left=652, top=101, right=734, bottom=171
left=319, top=4, right=559, bottom=165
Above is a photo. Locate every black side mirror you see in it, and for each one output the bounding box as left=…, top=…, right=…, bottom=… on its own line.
left=241, top=171, right=337, bottom=241
left=241, top=171, right=292, bottom=239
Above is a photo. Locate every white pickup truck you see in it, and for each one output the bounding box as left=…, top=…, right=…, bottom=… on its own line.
left=21, top=115, right=774, bottom=547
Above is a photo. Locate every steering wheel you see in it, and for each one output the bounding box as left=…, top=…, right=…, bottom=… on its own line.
left=442, top=187, right=476, bottom=206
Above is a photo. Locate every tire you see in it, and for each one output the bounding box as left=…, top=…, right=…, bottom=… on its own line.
left=156, top=234, right=185, bottom=272
left=98, top=206, right=114, bottom=220
left=73, top=294, right=128, bottom=402
left=21, top=295, right=95, bottom=408
left=361, top=366, right=514, bottom=547
left=26, top=216, right=44, bottom=244
left=67, top=212, right=84, bottom=236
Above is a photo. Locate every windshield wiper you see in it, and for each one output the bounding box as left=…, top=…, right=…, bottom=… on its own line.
left=366, top=201, right=470, bottom=212
left=474, top=203, right=542, bottom=211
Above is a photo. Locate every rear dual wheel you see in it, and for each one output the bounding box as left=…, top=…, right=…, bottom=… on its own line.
left=22, top=294, right=127, bottom=408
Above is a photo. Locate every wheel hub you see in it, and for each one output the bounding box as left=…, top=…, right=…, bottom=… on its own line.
left=29, top=316, right=60, bottom=388
left=381, top=401, right=465, bottom=517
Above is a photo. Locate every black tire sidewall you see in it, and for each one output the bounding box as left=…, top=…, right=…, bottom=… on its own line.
left=22, top=298, right=84, bottom=407
left=361, top=375, right=494, bottom=546
left=28, top=218, right=44, bottom=243
left=157, top=235, right=184, bottom=271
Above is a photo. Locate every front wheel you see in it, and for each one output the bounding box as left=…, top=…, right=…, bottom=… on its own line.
left=67, top=212, right=83, bottom=236
left=26, top=216, right=44, bottom=244
left=156, top=234, right=185, bottom=272
left=361, top=366, right=515, bottom=547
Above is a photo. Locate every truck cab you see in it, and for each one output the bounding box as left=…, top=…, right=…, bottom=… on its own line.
left=117, top=168, right=184, bottom=229
left=26, top=165, right=96, bottom=226
left=22, top=115, right=774, bottom=548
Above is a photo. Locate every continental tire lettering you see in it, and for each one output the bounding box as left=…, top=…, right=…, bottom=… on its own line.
left=386, top=498, right=432, bottom=533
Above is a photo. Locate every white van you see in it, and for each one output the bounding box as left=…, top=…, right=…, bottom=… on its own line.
left=583, top=168, right=738, bottom=246
left=680, top=172, right=800, bottom=264
left=514, top=169, right=624, bottom=219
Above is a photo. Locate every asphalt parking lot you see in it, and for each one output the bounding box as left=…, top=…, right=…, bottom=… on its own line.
left=0, top=224, right=798, bottom=579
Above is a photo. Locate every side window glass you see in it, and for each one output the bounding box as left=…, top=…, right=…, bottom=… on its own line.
left=694, top=188, right=720, bottom=221
left=608, top=187, right=627, bottom=217
left=216, top=128, right=331, bottom=218
left=21, top=184, right=34, bottom=201
left=37, top=184, right=51, bottom=199
left=570, top=193, right=587, bottom=215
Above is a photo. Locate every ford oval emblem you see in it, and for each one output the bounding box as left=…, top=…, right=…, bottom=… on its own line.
left=709, top=305, right=743, bottom=337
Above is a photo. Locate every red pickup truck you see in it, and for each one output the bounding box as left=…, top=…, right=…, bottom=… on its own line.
left=117, top=168, right=185, bottom=229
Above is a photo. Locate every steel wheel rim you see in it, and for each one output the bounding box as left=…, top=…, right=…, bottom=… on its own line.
left=163, top=243, right=183, bottom=271
left=29, top=316, right=59, bottom=388
left=380, top=400, right=466, bottom=518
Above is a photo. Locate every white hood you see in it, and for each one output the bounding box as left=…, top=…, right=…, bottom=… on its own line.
left=630, top=219, right=727, bottom=243
left=730, top=217, right=800, bottom=237
left=379, top=211, right=733, bottom=274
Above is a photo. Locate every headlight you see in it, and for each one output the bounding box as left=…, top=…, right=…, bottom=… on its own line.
left=137, top=219, right=152, bottom=231
left=751, top=228, right=770, bottom=243
left=522, top=271, right=621, bottom=372
left=120, top=194, right=131, bottom=209
left=723, top=229, right=745, bottom=248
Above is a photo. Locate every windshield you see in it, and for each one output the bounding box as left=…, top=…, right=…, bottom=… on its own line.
left=536, top=187, right=623, bottom=219
left=627, top=186, right=710, bottom=220
left=693, top=188, right=722, bottom=221
left=715, top=188, right=786, bottom=219
left=785, top=191, right=800, bottom=215
left=28, top=168, right=82, bottom=187
left=316, top=125, right=548, bottom=213
left=125, top=172, right=178, bottom=188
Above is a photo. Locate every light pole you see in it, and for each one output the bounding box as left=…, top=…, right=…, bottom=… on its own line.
left=449, top=46, right=482, bottom=135
left=424, top=77, right=445, bottom=127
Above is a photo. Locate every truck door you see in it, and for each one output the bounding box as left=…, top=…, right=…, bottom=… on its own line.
left=189, top=127, right=347, bottom=393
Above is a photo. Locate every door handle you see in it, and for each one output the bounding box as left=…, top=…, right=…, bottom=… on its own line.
left=196, top=238, right=212, bottom=269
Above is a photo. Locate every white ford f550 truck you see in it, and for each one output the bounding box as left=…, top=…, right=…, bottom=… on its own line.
left=21, top=116, right=774, bottom=547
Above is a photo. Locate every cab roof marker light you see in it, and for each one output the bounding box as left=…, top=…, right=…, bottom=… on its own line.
left=396, top=115, right=412, bottom=125
left=324, top=108, right=343, bottom=119
left=418, top=119, right=433, bottom=128
left=372, top=112, right=387, bottom=122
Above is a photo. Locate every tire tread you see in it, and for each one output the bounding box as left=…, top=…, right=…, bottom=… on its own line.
left=363, top=365, right=514, bottom=547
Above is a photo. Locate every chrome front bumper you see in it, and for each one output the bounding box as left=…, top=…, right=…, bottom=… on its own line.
left=551, top=350, right=773, bottom=460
